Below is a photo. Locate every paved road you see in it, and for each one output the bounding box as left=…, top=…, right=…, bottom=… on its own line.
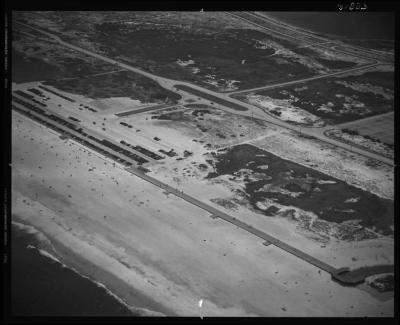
left=257, top=11, right=394, bottom=62
left=234, top=11, right=393, bottom=63
left=15, top=21, right=393, bottom=167
left=253, top=11, right=393, bottom=52
left=250, top=12, right=332, bottom=44
left=173, top=84, right=395, bottom=166
left=248, top=12, right=393, bottom=64
left=226, top=62, right=380, bottom=95
left=251, top=11, right=394, bottom=57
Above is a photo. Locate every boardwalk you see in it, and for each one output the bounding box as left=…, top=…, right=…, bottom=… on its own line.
left=126, top=166, right=338, bottom=273
left=12, top=100, right=393, bottom=286
left=126, top=167, right=395, bottom=285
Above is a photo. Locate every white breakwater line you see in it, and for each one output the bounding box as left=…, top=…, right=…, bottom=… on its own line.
left=12, top=221, right=166, bottom=316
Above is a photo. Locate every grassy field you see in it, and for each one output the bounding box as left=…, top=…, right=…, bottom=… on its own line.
left=89, top=24, right=318, bottom=91
left=348, top=39, right=394, bottom=51
left=12, top=27, right=181, bottom=104
left=45, top=71, right=181, bottom=104
left=341, top=71, right=394, bottom=92
left=12, top=30, right=116, bottom=83
left=338, top=112, right=394, bottom=145
left=15, top=11, right=361, bottom=92
left=12, top=50, right=63, bottom=83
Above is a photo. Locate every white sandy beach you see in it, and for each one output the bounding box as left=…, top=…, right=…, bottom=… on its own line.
left=11, top=110, right=394, bottom=316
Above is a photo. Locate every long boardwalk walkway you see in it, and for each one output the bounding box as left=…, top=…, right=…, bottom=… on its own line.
left=13, top=101, right=394, bottom=286
left=126, top=167, right=395, bottom=286
left=126, top=166, right=338, bottom=274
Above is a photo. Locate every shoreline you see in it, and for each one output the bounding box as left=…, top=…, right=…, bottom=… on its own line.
left=12, top=217, right=172, bottom=317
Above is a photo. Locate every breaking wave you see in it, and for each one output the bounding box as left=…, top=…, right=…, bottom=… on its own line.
left=12, top=220, right=166, bottom=317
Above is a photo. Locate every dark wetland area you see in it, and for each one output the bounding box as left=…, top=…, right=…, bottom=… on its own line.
left=207, top=144, right=393, bottom=236
left=239, top=71, right=394, bottom=124
left=12, top=33, right=181, bottom=104
left=93, top=25, right=317, bottom=90
left=12, top=32, right=116, bottom=83
left=15, top=11, right=360, bottom=92
left=12, top=51, right=62, bottom=84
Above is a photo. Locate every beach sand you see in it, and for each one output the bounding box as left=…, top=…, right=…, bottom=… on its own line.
left=11, top=111, right=394, bottom=316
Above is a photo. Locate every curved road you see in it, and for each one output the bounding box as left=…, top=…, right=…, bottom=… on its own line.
left=231, top=11, right=393, bottom=64
left=15, top=21, right=394, bottom=167
left=252, top=11, right=394, bottom=58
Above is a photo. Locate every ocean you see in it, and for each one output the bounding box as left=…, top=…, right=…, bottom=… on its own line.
left=265, top=12, right=395, bottom=40
left=10, top=223, right=138, bottom=317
